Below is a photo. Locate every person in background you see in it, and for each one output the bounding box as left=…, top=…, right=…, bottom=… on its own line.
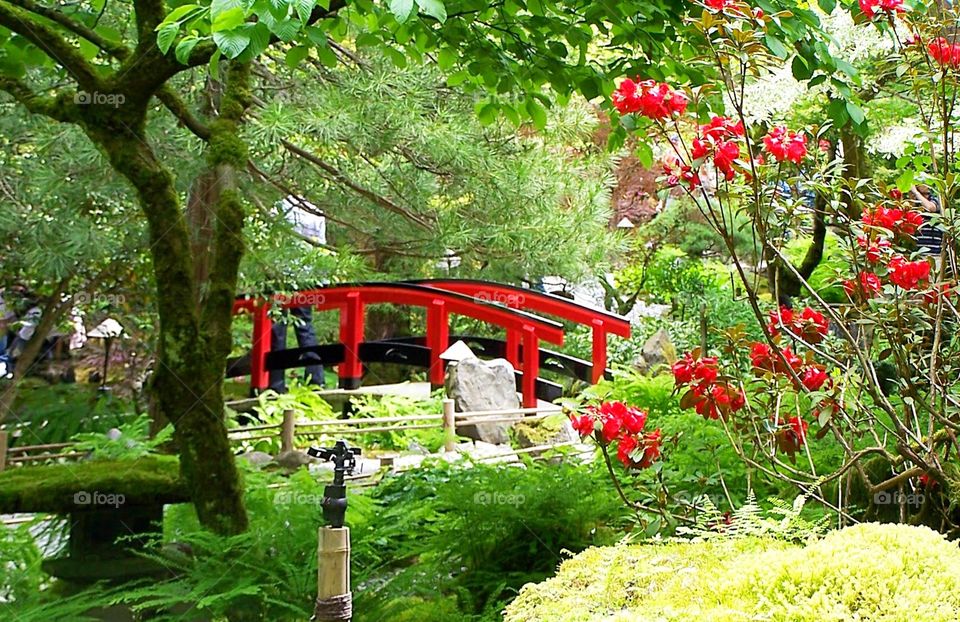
left=0, top=292, right=12, bottom=377
left=269, top=196, right=327, bottom=393
left=912, top=185, right=944, bottom=257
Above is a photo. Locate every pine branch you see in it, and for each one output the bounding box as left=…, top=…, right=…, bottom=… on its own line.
left=281, top=139, right=434, bottom=231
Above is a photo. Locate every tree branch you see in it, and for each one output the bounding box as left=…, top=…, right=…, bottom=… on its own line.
left=155, top=86, right=212, bottom=140
left=0, top=0, right=103, bottom=88
left=4, top=0, right=129, bottom=59
left=281, top=139, right=434, bottom=230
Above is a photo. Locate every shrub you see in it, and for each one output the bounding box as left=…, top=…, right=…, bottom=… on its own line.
left=504, top=523, right=960, bottom=622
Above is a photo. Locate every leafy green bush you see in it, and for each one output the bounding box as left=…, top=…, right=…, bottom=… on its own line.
left=504, top=523, right=960, bottom=621
left=347, top=393, right=446, bottom=452
left=353, top=459, right=627, bottom=621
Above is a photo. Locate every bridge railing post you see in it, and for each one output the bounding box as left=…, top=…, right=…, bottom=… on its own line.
left=0, top=431, right=7, bottom=472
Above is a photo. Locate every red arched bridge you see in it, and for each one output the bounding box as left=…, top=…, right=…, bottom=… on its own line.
left=228, top=280, right=631, bottom=407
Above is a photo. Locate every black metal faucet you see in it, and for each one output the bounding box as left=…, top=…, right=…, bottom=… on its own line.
left=307, top=441, right=361, bottom=528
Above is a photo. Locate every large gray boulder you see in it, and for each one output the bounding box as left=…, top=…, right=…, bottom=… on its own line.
left=445, top=356, right=519, bottom=444
left=634, top=328, right=677, bottom=374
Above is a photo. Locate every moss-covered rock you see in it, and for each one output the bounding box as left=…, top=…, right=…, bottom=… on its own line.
left=0, top=456, right=188, bottom=513
left=504, top=523, right=960, bottom=621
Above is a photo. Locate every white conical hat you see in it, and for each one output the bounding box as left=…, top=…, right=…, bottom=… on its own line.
left=88, top=318, right=124, bottom=339
left=439, top=340, right=476, bottom=362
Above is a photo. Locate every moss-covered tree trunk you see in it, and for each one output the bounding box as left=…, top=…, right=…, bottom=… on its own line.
left=70, top=66, right=251, bottom=535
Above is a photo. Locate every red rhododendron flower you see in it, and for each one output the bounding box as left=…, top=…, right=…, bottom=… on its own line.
left=671, top=353, right=697, bottom=385
left=775, top=415, right=809, bottom=456
left=767, top=306, right=793, bottom=337
left=768, top=306, right=827, bottom=344
left=714, top=140, right=741, bottom=180
left=889, top=188, right=903, bottom=200
left=923, top=282, right=954, bottom=306
left=801, top=366, right=830, bottom=391
left=861, top=205, right=924, bottom=239
left=888, top=256, right=931, bottom=290
left=616, top=433, right=638, bottom=467
left=750, top=342, right=776, bottom=373
left=662, top=156, right=700, bottom=190
left=844, top=271, right=883, bottom=300
left=600, top=412, right=622, bottom=443
left=798, top=307, right=829, bottom=344
left=705, top=0, right=736, bottom=10
left=638, top=429, right=662, bottom=468
left=570, top=414, right=595, bottom=438
left=859, top=0, right=906, bottom=19
left=701, top=115, right=744, bottom=140
left=613, top=78, right=689, bottom=119
left=763, top=126, right=808, bottom=164
left=857, top=235, right=891, bottom=263
left=775, top=347, right=804, bottom=375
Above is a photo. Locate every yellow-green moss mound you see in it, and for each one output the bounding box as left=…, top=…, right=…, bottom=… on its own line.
left=504, top=523, right=960, bottom=622
left=0, top=455, right=187, bottom=513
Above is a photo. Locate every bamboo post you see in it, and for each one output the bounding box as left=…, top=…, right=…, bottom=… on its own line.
left=699, top=302, right=708, bottom=354
left=281, top=409, right=295, bottom=453
left=0, top=431, right=7, bottom=472
left=315, top=526, right=352, bottom=621
left=442, top=399, right=456, bottom=452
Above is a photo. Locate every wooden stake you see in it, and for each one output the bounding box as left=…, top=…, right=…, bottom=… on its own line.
left=280, top=409, right=295, bottom=453
left=0, top=431, right=7, bottom=472
left=442, top=399, right=456, bottom=452
left=315, top=526, right=351, bottom=621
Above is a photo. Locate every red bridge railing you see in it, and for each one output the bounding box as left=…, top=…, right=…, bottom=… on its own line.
left=233, top=281, right=630, bottom=407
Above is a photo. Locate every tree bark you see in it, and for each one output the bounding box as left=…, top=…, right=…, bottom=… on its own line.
left=79, top=97, right=248, bottom=535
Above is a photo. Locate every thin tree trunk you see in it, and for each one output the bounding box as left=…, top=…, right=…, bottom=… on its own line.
left=0, top=277, right=72, bottom=423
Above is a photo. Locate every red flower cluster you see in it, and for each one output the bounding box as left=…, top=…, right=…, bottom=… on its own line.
left=570, top=401, right=662, bottom=469
left=673, top=353, right=745, bottom=420
left=775, top=415, right=809, bottom=456
left=692, top=116, right=744, bottom=181
left=705, top=0, right=736, bottom=9
left=888, top=256, right=931, bottom=290
left=856, top=235, right=891, bottom=264
left=749, top=342, right=801, bottom=375
left=923, top=282, right=954, bottom=306
left=763, top=126, right=808, bottom=164
left=861, top=205, right=924, bottom=238
left=928, top=37, right=960, bottom=68
left=843, top=271, right=883, bottom=300
left=612, top=79, right=689, bottom=119
left=767, top=306, right=829, bottom=344
left=750, top=343, right=829, bottom=392
left=663, top=155, right=700, bottom=190
left=858, top=0, right=906, bottom=19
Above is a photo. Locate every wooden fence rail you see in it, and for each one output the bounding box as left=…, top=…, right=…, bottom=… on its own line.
left=0, top=400, right=568, bottom=471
